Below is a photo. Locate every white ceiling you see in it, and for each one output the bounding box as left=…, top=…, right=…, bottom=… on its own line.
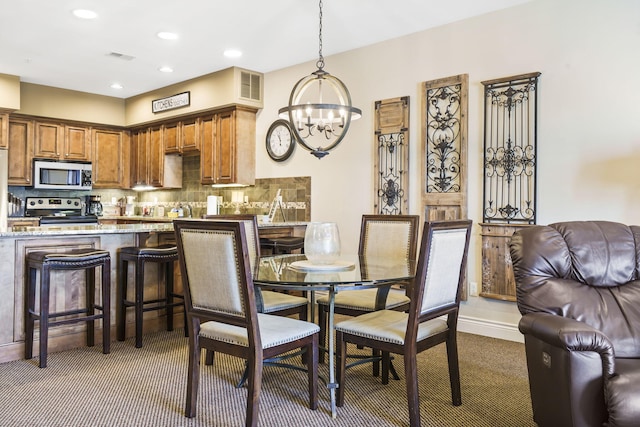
left=0, top=0, right=529, bottom=99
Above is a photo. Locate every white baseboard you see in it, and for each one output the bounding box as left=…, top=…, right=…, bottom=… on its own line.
left=458, top=315, right=523, bottom=343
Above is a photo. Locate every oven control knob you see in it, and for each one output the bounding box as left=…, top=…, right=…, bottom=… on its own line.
left=29, top=200, right=36, bottom=206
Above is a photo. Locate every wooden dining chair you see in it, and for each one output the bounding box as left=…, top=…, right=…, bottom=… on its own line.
left=173, top=219, right=319, bottom=427
left=335, top=219, right=472, bottom=427
left=201, top=214, right=308, bottom=320
left=317, top=214, right=420, bottom=366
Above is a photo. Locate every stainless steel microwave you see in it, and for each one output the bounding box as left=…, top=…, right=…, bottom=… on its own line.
left=33, top=160, right=92, bottom=190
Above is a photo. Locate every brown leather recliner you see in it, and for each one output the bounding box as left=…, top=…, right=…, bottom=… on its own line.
left=509, top=221, right=640, bottom=427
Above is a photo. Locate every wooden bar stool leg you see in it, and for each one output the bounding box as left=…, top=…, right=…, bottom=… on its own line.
left=166, top=261, right=174, bottom=332
left=101, top=259, right=111, bottom=354
left=134, top=258, right=145, bottom=348
left=117, top=258, right=128, bottom=342
left=25, top=265, right=37, bottom=361
left=86, top=267, right=96, bottom=347
left=39, top=264, right=51, bottom=369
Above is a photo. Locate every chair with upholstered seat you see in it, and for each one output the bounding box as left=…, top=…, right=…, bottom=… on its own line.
left=200, top=215, right=308, bottom=369
left=317, top=214, right=419, bottom=366
left=173, top=219, right=319, bottom=427
left=335, top=219, right=472, bottom=427
left=201, top=214, right=308, bottom=320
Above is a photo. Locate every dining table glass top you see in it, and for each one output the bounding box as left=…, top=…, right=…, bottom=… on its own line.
left=254, top=253, right=416, bottom=290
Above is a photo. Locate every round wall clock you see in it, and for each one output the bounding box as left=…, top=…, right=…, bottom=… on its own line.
left=266, top=119, right=295, bottom=162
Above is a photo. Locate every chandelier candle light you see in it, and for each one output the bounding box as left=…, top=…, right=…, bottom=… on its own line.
left=279, top=0, right=361, bottom=159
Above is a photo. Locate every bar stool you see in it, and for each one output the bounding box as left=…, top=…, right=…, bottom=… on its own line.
left=259, top=236, right=305, bottom=254
left=25, top=248, right=111, bottom=368
left=117, top=244, right=186, bottom=348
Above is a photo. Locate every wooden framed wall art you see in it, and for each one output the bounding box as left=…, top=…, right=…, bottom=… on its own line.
left=373, top=96, right=410, bottom=214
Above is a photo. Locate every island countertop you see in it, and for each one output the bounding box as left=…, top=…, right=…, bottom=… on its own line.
left=0, top=220, right=308, bottom=238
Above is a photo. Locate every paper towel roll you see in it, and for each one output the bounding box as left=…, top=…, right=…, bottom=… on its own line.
left=207, top=195, right=220, bottom=215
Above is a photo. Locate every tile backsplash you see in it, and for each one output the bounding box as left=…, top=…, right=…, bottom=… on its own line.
left=9, top=156, right=310, bottom=222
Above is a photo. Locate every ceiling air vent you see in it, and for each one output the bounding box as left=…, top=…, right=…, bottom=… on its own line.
left=240, top=71, right=261, bottom=101
left=107, top=52, right=136, bottom=61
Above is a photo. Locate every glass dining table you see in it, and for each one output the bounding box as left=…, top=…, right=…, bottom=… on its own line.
left=253, top=253, right=416, bottom=418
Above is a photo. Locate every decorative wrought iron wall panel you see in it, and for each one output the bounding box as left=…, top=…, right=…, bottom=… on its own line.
left=374, top=97, right=409, bottom=214
left=420, top=74, right=468, bottom=223
left=425, top=84, right=462, bottom=194
left=482, top=72, right=540, bottom=224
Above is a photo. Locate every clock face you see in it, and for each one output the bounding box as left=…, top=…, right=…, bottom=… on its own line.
left=266, top=120, right=295, bottom=161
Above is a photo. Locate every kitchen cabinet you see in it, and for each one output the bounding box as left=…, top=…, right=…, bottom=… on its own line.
left=200, top=106, right=256, bottom=186
left=131, top=128, right=149, bottom=187
left=131, top=126, right=181, bottom=189
left=8, top=118, right=34, bottom=185
left=64, top=125, right=91, bottom=160
left=92, top=127, right=130, bottom=189
left=164, top=117, right=199, bottom=155
left=0, top=112, right=8, bottom=149
left=163, top=122, right=179, bottom=155
left=148, top=125, right=164, bottom=187
left=34, top=121, right=91, bottom=161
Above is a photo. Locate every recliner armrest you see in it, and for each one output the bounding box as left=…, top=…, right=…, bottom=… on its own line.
left=519, top=312, right=615, bottom=377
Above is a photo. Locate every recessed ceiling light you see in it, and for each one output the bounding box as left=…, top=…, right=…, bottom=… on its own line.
left=224, top=49, right=242, bottom=58
left=157, top=32, right=178, bottom=40
left=72, top=9, right=98, bottom=19
left=110, top=83, right=123, bottom=89
left=159, top=66, right=174, bottom=73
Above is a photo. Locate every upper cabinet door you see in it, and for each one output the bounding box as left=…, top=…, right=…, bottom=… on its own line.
left=180, top=117, right=200, bottom=154
left=148, top=125, right=164, bottom=187
left=92, top=128, right=129, bottom=189
left=163, top=122, right=181, bottom=154
left=199, top=114, right=216, bottom=184
left=8, top=118, right=34, bottom=185
left=34, top=121, right=63, bottom=159
left=0, top=113, right=8, bottom=149
left=64, top=125, right=91, bottom=161
left=131, top=128, right=149, bottom=186
left=199, top=106, right=255, bottom=186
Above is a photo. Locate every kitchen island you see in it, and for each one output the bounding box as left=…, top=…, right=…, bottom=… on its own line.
left=0, top=220, right=307, bottom=363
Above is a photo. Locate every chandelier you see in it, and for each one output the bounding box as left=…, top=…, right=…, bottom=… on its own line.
left=278, top=0, right=361, bottom=159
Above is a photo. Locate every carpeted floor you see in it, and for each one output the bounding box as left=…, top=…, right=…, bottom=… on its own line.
left=0, top=329, right=534, bottom=426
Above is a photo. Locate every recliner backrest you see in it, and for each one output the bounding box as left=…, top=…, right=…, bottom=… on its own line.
left=510, top=220, right=640, bottom=358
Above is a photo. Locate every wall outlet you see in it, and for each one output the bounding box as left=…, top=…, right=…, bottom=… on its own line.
left=469, top=281, right=479, bottom=297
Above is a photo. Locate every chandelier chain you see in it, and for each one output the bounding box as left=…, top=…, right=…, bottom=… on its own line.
left=317, top=0, right=324, bottom=70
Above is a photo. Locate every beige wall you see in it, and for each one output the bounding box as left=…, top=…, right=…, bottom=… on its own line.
left=0, top=73, right=21, bottom=111
left=14, top=66, right=263, bottom=127
left=256, top=0, right=640, bottom=336
left=124, top=67, right=263, bottom=126
left=17, top=83, right=125, bottom=125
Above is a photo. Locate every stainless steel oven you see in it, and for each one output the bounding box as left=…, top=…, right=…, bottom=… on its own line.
left=25, top=196, right=99, bottom=226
